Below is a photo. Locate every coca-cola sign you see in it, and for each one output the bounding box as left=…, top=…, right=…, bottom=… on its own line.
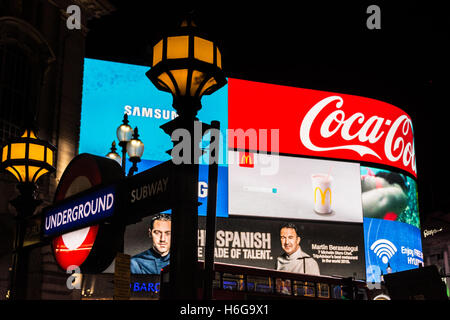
left=299, top=95, right=416, bottom=176
left=228, top=78, right=416, bottom=177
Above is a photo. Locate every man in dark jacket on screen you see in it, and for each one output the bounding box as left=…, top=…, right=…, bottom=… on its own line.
left=130, top=214, right=171, bottom=274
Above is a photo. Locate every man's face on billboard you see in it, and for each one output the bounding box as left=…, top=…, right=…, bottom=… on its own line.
left=150, top=220, right=171, bottom=256
left=280, top=227, right=300, bottom=256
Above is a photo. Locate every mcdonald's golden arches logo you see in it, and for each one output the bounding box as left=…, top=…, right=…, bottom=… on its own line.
left=314, top=187, right=332, bottom=205
left=239, top=152, right=254, bottom=168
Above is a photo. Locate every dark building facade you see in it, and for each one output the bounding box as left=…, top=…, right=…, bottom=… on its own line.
left=422, top=213, right=450, bottom=295
left=0, top=0, right=114, bottom=299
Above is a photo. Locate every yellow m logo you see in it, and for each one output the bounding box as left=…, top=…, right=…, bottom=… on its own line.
left=314, top=187, right=332, bottom=205
left=241, top=155, right=252, bottom=164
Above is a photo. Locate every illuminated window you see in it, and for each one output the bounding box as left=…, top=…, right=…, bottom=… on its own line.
left=276, top=278, right=292, bottom=295
left=293, top=280, right=315, bottom=297
left=331, top=285, right=342, bottom=299
left=247, top=275, right=273, bottom=293
left=222, top=273, right=245, bottom=291
left=317, top=283, right=330, bottom=298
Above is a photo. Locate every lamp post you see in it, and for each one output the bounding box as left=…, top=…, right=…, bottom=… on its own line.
left=126, top=127, right=144, bottom=176
left=106, top=141, right=122, bottom=165
left=113, top=115, right=144, bottom=176
left=0, top=126, right=56, bottom=300
left=146, top=13, right=226, bottom=299
left=116, top=114, right=133, bottom=170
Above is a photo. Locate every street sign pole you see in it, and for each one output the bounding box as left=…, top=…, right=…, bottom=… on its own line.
left=9, top=183, right=42, bottom=300
left=161, top=117, right=205, bottom=300
left=204, top=121, right=220, bottom=300
left=172, top=160, right=199, bottom=299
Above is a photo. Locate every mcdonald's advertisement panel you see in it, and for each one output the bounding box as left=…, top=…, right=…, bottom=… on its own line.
left=79, top=58, right=421, bottom=282
left=228, top=151, right=363, bottom=223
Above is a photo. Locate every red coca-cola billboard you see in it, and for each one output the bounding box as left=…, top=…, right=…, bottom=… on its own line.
left=228, top=78, right=416, bottom=177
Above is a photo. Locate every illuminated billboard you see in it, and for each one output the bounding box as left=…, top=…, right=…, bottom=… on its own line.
left=361, top=166, right=420, bottom=228
left=80, top=58, right=420, bottom=282
left=228, top=151, right=363, bottom=223
left=364, top=218, right=423, bottom=283
left=224, top=77, right=420, bottom=282
left=119, top=215, right=365, bottom=279
left=228, top=78, right=416, bottom=178
left=361, top=166, right=422, bottom=283
left=80, top=58, right=228, bottom=165
left=197, top=216, right=366, bottom=279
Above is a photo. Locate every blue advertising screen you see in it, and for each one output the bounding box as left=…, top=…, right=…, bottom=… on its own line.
left=80, top=58, right=228, bottom=164
left=364, top=218, right=423, bottom=283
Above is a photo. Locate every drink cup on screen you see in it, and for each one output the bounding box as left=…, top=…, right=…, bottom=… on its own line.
left=311, top=174, right=333, bottom=214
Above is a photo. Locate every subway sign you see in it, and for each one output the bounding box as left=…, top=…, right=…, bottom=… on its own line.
left=44, top=185, right=116, bottom=237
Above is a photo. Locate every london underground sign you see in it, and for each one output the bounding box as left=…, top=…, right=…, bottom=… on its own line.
left=49, top=154, right=124, bottom=272
left=46, top=153, right=175, bottom=273
left=228, top=78, right=416, bottom=177
left=44, top=185, right=116, bottom=237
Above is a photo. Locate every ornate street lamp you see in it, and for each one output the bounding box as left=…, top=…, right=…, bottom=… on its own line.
left=1, top=128, right=55, bottom=184
left=126, top=127, right=144, bottom=176
left=113, top=115, right=144, bottom=176
left=106, top=141, right=122, bottom=165
left=146, top=14, right=226, bottom=118
left=116, top=114, right=133, bottom=170
left=146, top=13, right=226, bottom=300
left=0, top=126, right=56, bottom=300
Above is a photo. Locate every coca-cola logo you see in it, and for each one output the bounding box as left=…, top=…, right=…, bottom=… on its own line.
left=299, top=96, right=416, bottom=176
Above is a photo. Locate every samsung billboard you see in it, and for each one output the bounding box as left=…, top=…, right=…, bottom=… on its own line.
left=80, top=58, right=421, bottom=282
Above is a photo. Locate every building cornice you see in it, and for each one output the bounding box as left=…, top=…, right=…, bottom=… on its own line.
left=73, top=0, right=116, bottom=19
left=47, top=0, right=115, bottom=36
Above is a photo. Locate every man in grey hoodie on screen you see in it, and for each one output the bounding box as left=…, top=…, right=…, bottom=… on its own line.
left=276, top=223, right=320, bottom=276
